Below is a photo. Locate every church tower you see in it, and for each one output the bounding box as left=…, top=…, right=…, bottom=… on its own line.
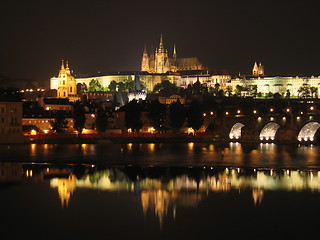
left=56, top=60, right=78, bottom=101
left=155, top=35, right=170, bottom=73
left=252, top=62, right=264, bottom=76
left=171, top=44, right=178, bottom=72
left=141, top=44, right=150, bottom=72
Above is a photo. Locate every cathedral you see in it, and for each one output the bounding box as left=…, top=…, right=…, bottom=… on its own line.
left=141, top=35, right=205, bottom=73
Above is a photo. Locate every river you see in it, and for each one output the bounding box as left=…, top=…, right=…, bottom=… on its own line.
left=1, top=142, right=320, bottom=239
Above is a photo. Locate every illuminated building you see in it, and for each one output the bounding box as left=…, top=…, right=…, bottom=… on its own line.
left=50, top=60, right=79, bottom=101
left=227, top=62, right=320, bottom=97
left=0, top=97, right=25, bottom=143
left=141, top=35, right=205, bottom=73
left=49, top=37, right=230, bottom=94
left=252, top=62, right=264, bottom=76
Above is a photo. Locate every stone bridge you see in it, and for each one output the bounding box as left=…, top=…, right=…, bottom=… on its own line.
left=203, top=106, right=320, bottom=143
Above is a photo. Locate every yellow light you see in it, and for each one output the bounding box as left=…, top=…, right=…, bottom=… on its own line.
left=128, top=128, right=132, bottom=133
left=226, top=111, right=229, bottom=115
left=30, top=129, right=37, bottom=135
left=187, top=127, right=195, bottom=135
left=286, top=108, right=290, bottom=112
left=270, top=108, right=274, bottom=112
left=43, top=130, right=49, bottom=134
left=253, top=110, right=257, bottom=114
left=237, top=110, right=241, bottom=114
left=149, top=127, right=155, bottom=133
left=310, top=106, right=314, bottom=111
left=203, top=113, right=206, bottom=117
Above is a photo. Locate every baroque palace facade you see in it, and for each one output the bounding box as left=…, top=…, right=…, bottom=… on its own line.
left=227, top=63, right=320, bottom=97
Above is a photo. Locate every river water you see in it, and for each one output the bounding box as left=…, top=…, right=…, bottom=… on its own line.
left=1, top=142, right=320, bottom=239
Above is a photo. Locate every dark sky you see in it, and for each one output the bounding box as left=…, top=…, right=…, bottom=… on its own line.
left=1, top=0, right=320, bottom=87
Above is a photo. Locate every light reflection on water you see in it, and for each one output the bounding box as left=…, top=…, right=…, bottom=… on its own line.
left=1, top=142, right=320, bottom=169
left=2, top=160, right=320, bottom=238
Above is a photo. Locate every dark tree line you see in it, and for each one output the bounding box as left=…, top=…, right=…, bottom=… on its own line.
left=122, top=99, right=204, bottom=133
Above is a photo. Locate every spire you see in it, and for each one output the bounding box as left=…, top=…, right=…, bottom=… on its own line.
left=173, top=44, right=177, bottom=59
left=143, top=44, right=148, bottom=55
left=65, top=60, right=69, bottom=69
left=158, top=34, right=165, bottom=53
left=61, top=60, right=65, bottom=70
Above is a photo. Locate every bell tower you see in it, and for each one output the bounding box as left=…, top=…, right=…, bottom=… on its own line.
left=141, top=44, right=150, bottom=72
left=155, top=35, right=169, bottom=73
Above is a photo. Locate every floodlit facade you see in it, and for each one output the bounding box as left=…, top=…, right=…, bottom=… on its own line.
left=50, top=60, right=79, bottom=101
left=141, top=35, right=205, bottom=73
left=0, top=99, right=25, bottom=143
left=227, top=62, right=320, bottom=97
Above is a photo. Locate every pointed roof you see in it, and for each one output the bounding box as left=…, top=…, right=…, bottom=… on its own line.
left=143, top=44, right=148, bottom=55
left=173, top=44, right=177, bottom=59
left=61, top=60, right=65, bottom=70
left=158, top=34, right=165, bottom=53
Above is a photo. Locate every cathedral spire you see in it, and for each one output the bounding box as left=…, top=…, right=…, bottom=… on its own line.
left=173, top=44, right=177, bottom=59
left=158, top=34, right=165, bottom=53
left=61, top=60, right=65, bottom=70
left=143, top=44, right=148, bottom=55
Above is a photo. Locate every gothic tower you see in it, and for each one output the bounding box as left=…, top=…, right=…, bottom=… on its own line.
left=141, top=44, right=150, bottom=72
left=155, top=35, right=170, bottom=73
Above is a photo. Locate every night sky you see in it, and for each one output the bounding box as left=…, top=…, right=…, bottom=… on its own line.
left=1, top=0, right=320, bottom=88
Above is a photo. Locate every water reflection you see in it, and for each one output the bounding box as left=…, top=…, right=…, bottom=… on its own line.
left=2, top=162, right=320, bottom=228
left=1, top=142, right=320, bottom=169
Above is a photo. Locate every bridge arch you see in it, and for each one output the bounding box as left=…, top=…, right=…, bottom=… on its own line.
left=298, top=121, right=320, bottom=142
left=259, top=122, right=280, bottom=141
left=229, top=122, right=244, bottom=140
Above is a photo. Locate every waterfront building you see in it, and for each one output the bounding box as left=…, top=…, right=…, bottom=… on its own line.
left=22, top=117, right=74, bottom=133
left=0, top=96, right=25, bottom=143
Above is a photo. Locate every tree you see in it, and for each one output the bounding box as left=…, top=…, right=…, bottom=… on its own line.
left=108, top=80, right=117, bottom=91
left=285, top=90, right=291, bottom=99
left=95, top=108, right=108, bottom=133
left=50, top=111, right=69, bottom=133
left=125, top=100, right=143, bottom=133
left=298, top=84, right=311, bottom=98
left=153, top=80, right=178, bottom=96
left=168, top=101, right=185, bottom=132
left=73, top=101, right=86, bottom=135
left=148, top=101, right=166, bottom=132
left=187, top=100, right=203, bottom=132
left=225, top=86, right=233, bottom=97
left=310, top=87, right=318, bottom=98
left=88, top=79, right=104, bottom=92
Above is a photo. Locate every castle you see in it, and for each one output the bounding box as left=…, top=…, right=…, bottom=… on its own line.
left=141, top=35, right=205, bottom=73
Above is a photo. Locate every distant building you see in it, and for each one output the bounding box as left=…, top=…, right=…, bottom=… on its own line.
left=252, top=62, right=264, bottom=76
left=158, top=95, right=185, bottom=105
left=39, top=98, right=73, bottom=111
left=50, top=60, right=79, bottom=101
left=141, top=35, right=205, bottom=73
left=0, top=96, right=25, bottom=143
left=227, top=63, right=320, bottom=97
